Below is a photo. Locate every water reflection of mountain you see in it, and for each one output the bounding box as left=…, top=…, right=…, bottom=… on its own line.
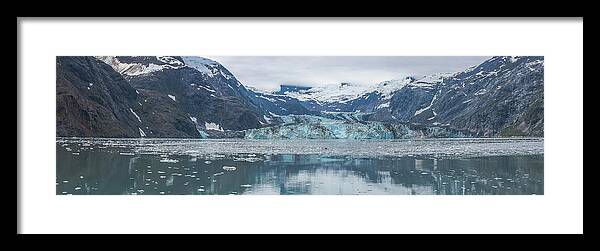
left=56, top=142, right=543, bottom=195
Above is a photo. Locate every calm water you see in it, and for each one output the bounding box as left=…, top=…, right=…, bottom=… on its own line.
left=56, top=138, right=544, bottom=195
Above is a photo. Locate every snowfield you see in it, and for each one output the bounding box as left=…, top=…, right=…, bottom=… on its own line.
left=279, top=74, right=452, bottom=104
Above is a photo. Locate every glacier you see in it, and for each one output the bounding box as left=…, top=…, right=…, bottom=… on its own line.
left=244, top=114, right=468, bottom=139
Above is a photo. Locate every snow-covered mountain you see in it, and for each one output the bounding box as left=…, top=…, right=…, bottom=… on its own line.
left=283, top=82, right=371, bottom=103
left=57, top=55, right=543, bottom=139
left=257, top=56, right=543, bottom=137
left=96, top=56, right=271, bottom=135
left=243, top=86, right=317, bottom=117
left=278, top=74, right=450, bottom=103
left=268, top=73, right=451, bottom=114
left=58, top=56, right=275, bottom=138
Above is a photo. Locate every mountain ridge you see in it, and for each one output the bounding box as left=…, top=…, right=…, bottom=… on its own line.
left=56, top=56, right=543, bottom=139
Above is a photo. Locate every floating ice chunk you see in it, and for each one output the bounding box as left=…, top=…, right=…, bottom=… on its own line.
left=166, top=176, right=174, bottom=186
left=222, top=166, right=237, bottom=171
left=159, top=158, right=179, bottom=163
left=240, top=184, right=252, bottom=188
left=204, top=161, right=212, bottom=164
left=233, top=157, right=262, bottom=162
left=74, top=187, right=81, bottom=191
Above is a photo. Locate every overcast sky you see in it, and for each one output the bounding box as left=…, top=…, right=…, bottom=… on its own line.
left=209, top=56, right=490, bottom=91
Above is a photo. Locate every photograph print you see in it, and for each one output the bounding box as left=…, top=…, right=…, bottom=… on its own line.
left=56, top=56, right=544, bottom=195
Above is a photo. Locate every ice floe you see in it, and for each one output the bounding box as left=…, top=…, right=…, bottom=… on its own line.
left=222, top=166, right=237, bottom=171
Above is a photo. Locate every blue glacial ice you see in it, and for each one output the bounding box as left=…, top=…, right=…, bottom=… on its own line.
left=244, top=114, right=467, bottom=139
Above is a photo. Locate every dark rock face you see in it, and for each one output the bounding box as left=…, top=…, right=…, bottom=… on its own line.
left=131, top=89, right=201, bottom=138
left=56, top=56, right=140, bottom=137
left=244, top=89, right=317, bottom=117
left=56, top=56, right=201, bottom=138
left=340, top=57, right=544, bottom=137
left=421, top=56, right=544, bottom=137
left=380, top=86, right=438, bottom=122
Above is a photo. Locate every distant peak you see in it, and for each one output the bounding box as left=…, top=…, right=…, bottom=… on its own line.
left=275, top=84, right=313, bottom=95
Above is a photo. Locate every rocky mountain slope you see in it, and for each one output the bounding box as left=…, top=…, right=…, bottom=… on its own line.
left=57, top=56, right=202, bottom=138
left=56, top=56, right=141, bottom=137
left=96, top=56, right=269, bottom=132
left=275, top=57, right=544, bottom=137
left=422, top=56, right=544, bottom=137
left=57, top=56, right=543, bottom=139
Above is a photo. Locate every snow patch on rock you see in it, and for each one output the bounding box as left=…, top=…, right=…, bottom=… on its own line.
left=130, top=108, right=142, bottom=123
left=205, top=122, right=224, bottom=131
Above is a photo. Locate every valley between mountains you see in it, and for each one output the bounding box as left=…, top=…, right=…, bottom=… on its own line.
left=56, top=56, right=543, bottom=139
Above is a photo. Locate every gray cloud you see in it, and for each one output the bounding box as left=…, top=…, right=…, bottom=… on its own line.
left=208, top=56, right=490, bottom=91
